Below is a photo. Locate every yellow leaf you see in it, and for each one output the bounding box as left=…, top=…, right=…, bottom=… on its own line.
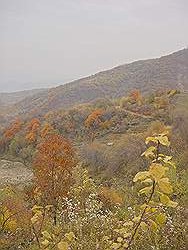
left=133, top=171, right=149, bottom=182
left=31, top=214, right=39, bottom=224
left=64, top=231, right=75, bottom=242
left=168, top=200, right=178, bottom=208
left=140, top=221, right=148, bottom=231
left=160, top=194, right=178, bottom=208
left=149, top=219, right=158, bottom=232
left=150, top=207, right=157, bottom=213
left=117, top=237, right=123, bottom=243
left=163, top=156, right=172, bottom=163
left=133, top=216, right=141, bottom=223
left=166, top=161, right=176, bottom=169
left=103, top=236, right=110, bottom=241
left=149, top=163, right=166, bottom=181
left=160, top=194, right=170, bottom=205
left=5, top=218, right=17, bottom=231
left=139, top=186, right=152, bottom=194
left=110, top=242, right=121, bottom=249
left=158, top=178, right=173, bottom=194
left=123, top=242, right=128, bottom=248
left=140, top=203, right=150, bottom=212
left=57, top=241, right=69, bottom=250
left=141, top=178, right=153, bottom=184
left=42, top=230, right=52, bottom=240
left=155, top=213, right=166, bottom=225
left=157, top=135, right=170, bottom=147
left=123, top=232, right=131, bottom=238
left=141, top=146, right=156, bottom=157
left=31, top=205, right=43, bottom=213
left=117, top=228, right=127, bottom=234
left=41, top=239, right=50, bottom=247
left=145, top=137, right=158, bottom=144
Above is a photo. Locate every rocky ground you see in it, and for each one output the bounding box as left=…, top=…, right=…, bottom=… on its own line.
left=0, top=159, right=33, bottom=186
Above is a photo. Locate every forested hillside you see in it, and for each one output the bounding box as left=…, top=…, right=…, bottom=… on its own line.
left=5, top=48, right=188, bottom=119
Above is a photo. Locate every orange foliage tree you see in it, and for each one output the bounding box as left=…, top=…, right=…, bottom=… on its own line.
left=33, top=134, right=76, bottom=225
left=84, top=109, right=103, bottom=142
left=4, top=119, right=22, bottom=140
left=40, top=122, right=55, bottom=139
left=130, top=89, right=143, bottom=105
left=25, top=118, right=40, bottom=143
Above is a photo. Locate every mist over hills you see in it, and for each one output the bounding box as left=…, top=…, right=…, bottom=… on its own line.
left=2, top=48, right=188, bottom=117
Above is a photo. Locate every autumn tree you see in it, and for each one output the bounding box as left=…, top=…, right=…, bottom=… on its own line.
left=40, top=122, right=55, bottom=138
left=129, top=89, right=143, bottom=105
left=33, top=134, right=76, bottom=225
left=84, top=109, right=104, bottom=142
left=4, top=118, right=22, bottom=140
left=0, top=119, right=23, bottom=155
left=25, top=118, right=40, bottom=143
left=0, top=187, right=31, bottom=249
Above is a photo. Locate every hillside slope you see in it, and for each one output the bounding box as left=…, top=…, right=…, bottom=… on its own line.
left=0, top=88, right=47, bottom=106
left=12, top=48, right=188, bottom=117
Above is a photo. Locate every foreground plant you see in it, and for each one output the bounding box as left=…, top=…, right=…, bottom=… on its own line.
left=104, top=132, right=178, bottom=249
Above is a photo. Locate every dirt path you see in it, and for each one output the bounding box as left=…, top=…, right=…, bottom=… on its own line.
left=115, top=106, right=153, bottom=119
left=125, top=109, right=152, bottom=119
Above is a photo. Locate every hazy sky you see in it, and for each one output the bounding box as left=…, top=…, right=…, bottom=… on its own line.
left=0, top=0, right=188, bottom=92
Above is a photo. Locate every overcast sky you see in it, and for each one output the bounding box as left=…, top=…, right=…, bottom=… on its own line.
left=0, top=0, right=188, bottom=92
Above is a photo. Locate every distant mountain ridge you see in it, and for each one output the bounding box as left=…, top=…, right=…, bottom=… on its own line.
left=0, top=88, right=48, bottom=106
left=7, top=48, right=188, bottom=117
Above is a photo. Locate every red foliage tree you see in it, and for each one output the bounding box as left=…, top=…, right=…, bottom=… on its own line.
left=33, top=134, right=76, bottom=225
